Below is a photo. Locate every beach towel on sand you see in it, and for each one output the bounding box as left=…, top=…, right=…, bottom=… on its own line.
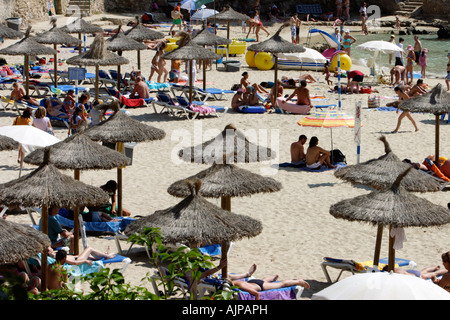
left=278, top=162, right=347, bottom=172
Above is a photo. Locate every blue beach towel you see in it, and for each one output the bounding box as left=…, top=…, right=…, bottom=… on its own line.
left=278, top=162, right=347, bottom=171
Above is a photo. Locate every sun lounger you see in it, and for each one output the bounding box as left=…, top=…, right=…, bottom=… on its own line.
left=276, top=98, right=311, bottom=115
left=105, top=87, right=153, bottom=108
left=152, top=92, right=200, bottom=120
left=54, top=213, right=135, bottom=235
left=98, top=70, right=118, bottom=88
left=175, top=95, right=224, bottom=117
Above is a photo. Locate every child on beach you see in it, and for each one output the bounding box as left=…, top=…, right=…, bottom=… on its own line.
left=323, top=61, right=332, bottom=85
left=395, top=15, right=401, bottom=30
left=419, top=48, right=428, bottom=78
left=446, top=53, right=450, bottom=91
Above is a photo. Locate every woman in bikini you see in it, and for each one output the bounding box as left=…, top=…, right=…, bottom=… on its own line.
left=392, top=86, right=419, bottom=133
left=405, top=45, right=416, bottom=85
left=240, top=72, right=268, bottom=94
left=149, top=45, right=163, bottom=82
left=342, top=30, right=356, bottom=57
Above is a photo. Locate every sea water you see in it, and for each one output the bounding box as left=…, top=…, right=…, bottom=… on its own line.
left=349, top=33, right=449, bottom=78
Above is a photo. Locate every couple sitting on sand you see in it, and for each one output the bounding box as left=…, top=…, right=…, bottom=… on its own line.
left=290, top=135, right=336, bottom=169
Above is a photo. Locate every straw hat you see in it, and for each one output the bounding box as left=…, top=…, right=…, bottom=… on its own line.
left=406, top=45, right=414, bottom=51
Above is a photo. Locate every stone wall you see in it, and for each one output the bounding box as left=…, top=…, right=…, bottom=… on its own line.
left=0, top=0, right=50, bottom=26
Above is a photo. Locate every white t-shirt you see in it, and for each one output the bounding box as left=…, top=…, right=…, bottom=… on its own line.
left=396, top=43, right=403, bottom=58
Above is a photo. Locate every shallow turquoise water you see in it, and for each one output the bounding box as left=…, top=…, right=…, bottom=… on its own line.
left=349, top=33, right=449, bottom=78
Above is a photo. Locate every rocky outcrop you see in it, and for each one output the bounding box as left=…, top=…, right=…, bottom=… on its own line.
left=422, top=0, right=450, bottom=17
left=0, top=0, right=49, bottom=26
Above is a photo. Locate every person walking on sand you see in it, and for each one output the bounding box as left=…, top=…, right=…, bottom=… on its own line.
left=392, top=86, right=419, bottom=133
left=169, top=2, right=183, bottom=35
left=305, top=136, right=336, bottom=169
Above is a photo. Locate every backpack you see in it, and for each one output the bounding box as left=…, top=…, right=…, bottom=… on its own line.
left=330, top=149, right=346, bottom=164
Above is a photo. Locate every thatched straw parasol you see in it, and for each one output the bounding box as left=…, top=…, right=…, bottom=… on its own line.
left=248, top=22, right=306, bottom=106
left=126, top=179, right=262, bottom=298
left=106, top=25, right=147, bottom=91
left=23, top=132, right=130, bottom=254
left=211, top=6, right=250, bottom=53
left=162, top=31, right=220, bottom=104
left=0, top=218, right=50, bottom=265
left=0, top=134, right=19, bottom=151
left=35, top=18, right=82, bottom=88
left=123, top=16, right=164, bottom=70
left=84, top=101, right=165, bottom=216
left=66, top=34, right=129, bottom=100
left=334, top=136, right=443, bottom=192
left=0, top=147, right=108, bottom=290
left=398, top=83, right=450, bottom=162
left=0, top=27, right=57, bottom=95
left=58, top=17, right=103, bottom=53
left=178, top=123, right=276, bottom=164
left=0, top=23, right=23, bottom=39
left=330, top=167, right=450, bottom=271
left=192, top=28, right=231, bottom=90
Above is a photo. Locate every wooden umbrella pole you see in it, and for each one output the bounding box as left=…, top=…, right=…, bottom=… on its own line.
left=137, top=50, right=141, bottom=71
left=388, top=225, right=396, bottom=272
left=117, top=142, right=124, bottom=217
left=373, top=224, right=383, bottom=267
left=189, top=60, right=193, bottom=105
left=220, top=195, right=231, bottom=278
left=435, top=115, right=440, bottom=163
left=273, top=55, right=278, bottom=108
left=41, top=204, right=48, bottom=291
left=73, top=169, right=80, bottom=255
left=25, top=55, right=30, bottom=96
left=54, top=44, right=58, bottom=88
left=203, top=60, right=207, bottom=91
left=95, top=65, right=99, bottom=101
left=78, top=33, right=82, bottom=54
left=226, top=21, right=230, bottom=61
left=117, top=65, right=121, bottom=92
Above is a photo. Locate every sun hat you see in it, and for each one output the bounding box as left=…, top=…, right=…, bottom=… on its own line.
left=423, top=48, right=428, bottom=53
left=345, top=29, right=350, bottom=33
left=406, top=45, right=413, bottom=51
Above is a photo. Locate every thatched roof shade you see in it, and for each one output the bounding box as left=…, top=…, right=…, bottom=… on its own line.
left=248, top=22, right=306, bottom=54
left=106, top=25, right=147, bottom=52
left=334, top=136, right=442, bottom=192
left=84, top=101, right=165, bottom=143
left=0, top=219, right=51, bottom=265
left=399, top=83, right=450, bottom=115
left=125, top=180, right=263, bottom=244
left=167, top=162, right=282, bottom=198
left=178, top=124, right=276, bottom=164
left=35, top=18, right=82, bottom=45
left=23, top=132, right=130, bottom=170
left=0, top=27, right=57, bottom=56
left=66, top=34, right=129, bottom=66
left=123, top=17, right=164, bottom=41
left=161, top=31, right=220, bottom=61
left=192, top=28, right=231, bottom=46
left=0, top=23, right=23, bottom=39
left=212, top=6, right=250, bottom=22
left=58, top=17, right=103, bottom=34
left=0, top=147, right=109, bottom=208
left=0, top=134, right=19, bottom=151
left=330, top=168, right=450, bottom=228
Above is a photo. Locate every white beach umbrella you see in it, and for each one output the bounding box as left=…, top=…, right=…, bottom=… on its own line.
left=312, top=272, right=450, bottom=300
left=356, top=40, right=405, bottom=70
left=278, top=47, right=327, bottom=70
left=191, top=8, right=219, bottom=20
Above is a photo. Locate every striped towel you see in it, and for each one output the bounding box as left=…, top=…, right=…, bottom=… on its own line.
left=190, top=104, right=215, bottom=114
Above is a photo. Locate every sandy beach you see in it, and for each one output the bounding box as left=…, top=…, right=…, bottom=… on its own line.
left=1, top=13, right=449, bottom=300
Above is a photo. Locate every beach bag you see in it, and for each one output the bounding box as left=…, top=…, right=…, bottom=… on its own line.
left=368, top=95, right=380, bottom=108
left=360, top=86, right=372, bottom=94
left=330, top=149, right=346, bottom=164
left=171, top=10, right=181, bottom=19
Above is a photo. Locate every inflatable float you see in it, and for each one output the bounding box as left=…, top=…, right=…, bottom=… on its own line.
left=216, top=40, right=247, bottom=55
left=245, top=50, right=257, bottom=67
left=276, top=98, right=311, bottom=114
left=329, top=50, right=352, bottom=72
left=237, top=105, right=266, bottom=113
left=245, top=51, right=275, bottom=70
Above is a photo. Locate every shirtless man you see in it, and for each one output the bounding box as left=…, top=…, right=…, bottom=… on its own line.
left=231, top=91, right=247, bottom=111
left=290, top=134, right=307, bottom=166
left=413, top=36, right=422, bottom=65
left=10, top=82, right=25, bottom=101
left=130, top=76, right=150, bottom=99
left=390, top=65, right=406, bottom=86
left=407, top=79, right=427, bottom=97
left=283, top=80, right=312, bottom=107
left=305, top=136, right=336, bottom=169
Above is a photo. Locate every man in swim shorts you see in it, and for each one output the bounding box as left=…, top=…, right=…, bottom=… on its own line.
left=347, top=70, right=364, bottom=94
left=169, top=3, right=183, bottom=34
left=290, top=134, right=307, bottom=166
left=283, top=80, right=312, bottom=107
left=305, top=136, right=336, bottom=169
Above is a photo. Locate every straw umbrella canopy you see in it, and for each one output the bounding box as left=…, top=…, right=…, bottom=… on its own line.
left=398, top=83, right=450, bottom=162
left=0, top=147, right=109, bottom=290
left=0, top=23, right=23, bottom=39
left=211, top=6, right=250, bottom=53
left=123, top=16, right=165, bottom=70
left=0, top=27, right=57, bottom=95
left=66, top=34, right=129, bottom=101
left=0, top=218, right=50, bottom=265
left=125, top=179, right=262, bottom=298
left=162, top=32, right=220, bottom=104
left=330, top=167, right=450, bottom=271
left=334, top=136, right=443, bottom=192
left=84, top=101, right=165, bottom=216
left=0, top=134, right=19, bottom=151
left=23, top=132, right=130, bottom=254
left=178, top=123, right=276, bottom=164
left=58, top=17, right=103, bottom=53
left=192, top=28, right=231, bottom=90
left=248, top=22, right=306, bottom=107
left=106, top=25, right=147, bottom=91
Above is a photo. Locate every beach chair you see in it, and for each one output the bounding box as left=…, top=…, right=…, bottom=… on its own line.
left=183, top=86, right=211, bottom=102
left=321, top=256, right=417, bottom=283
left=152, top=92, right=200, bottom=120
left=29, top=82, right=52, bottom=97
left=175, top=95, right=226, bottom=117
left=0, top=95, right=19, bottom=113
left=0, top=77, right=17, bottom=90
left=98, top=70, right=117, bottom=88
left=105, top=87, right=154, bottom=108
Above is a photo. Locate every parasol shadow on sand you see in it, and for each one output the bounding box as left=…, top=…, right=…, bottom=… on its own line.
left=125, top=179, right=263, bottom=299
left=398, top=83, right=450, bottom=162
left=123, top=16, right=165, bottom=70
left=58, top=16, right=103, bottom=54
left=178, top=123, right=276, bottom=164
left=330, top=167, right=450, bottom=271
left=84, top=100, right=165, bottom=216
left=0, top=147, right=109, bottom=290
left=248, top=22, right=306, bottom=107
left=334, top=136, right=444, bottom=192
left=35, top=18, right=82, bottom=88
left=162, top=31, right=220, bottom=104
left=0, top=27, right=57, bottom=95
left=66, top=34, right=129, bottom=101
left=192, top=27, right=231, bottom=90
left=23, top=132, right=130, bottom=254
left=106, top=25, right=147, bottom=91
